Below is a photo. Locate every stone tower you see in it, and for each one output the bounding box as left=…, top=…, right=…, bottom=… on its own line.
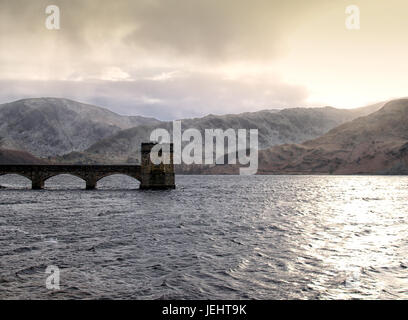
left=139, top=142, right=175, bottom=190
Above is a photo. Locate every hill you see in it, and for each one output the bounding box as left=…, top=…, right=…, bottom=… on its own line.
left=255, top=99, right=408, bottom=174
left=0, top=97, right=161, bottom=157
left=0, top=148, right=48, bottom=165
left=57, top=103, right=383, bottom=164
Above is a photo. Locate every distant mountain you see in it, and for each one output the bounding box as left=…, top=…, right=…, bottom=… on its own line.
left=57, top=102, right=384, bottom=164
left=0, top=98, right=161, bottom=157
left=252, top=99, right=408, bottom=174
left=0, top=148, right=47, bottom=165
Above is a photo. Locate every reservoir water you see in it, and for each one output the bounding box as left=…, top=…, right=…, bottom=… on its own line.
left=0, top=175, right=407, bottom=299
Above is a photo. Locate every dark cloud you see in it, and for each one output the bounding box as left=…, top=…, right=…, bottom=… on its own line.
left=6, top=1, right=406, bottom=116
left=0, top=0, right=317, bottom=118
left=0, top=0, right=324, bottom=62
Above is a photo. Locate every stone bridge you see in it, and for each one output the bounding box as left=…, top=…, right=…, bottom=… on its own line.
left=0, top=143, right=175, bottom=190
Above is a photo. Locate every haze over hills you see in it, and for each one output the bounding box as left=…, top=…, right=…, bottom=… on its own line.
left=0, top=98, right=161, bottom=157
left=0, top=96, right=399, bottom=174
left=0, top=148, right=47, bottom=165
left=57, top=102, right=384, bottom=164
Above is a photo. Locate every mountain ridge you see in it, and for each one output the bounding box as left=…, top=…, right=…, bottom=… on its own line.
left=253, top=99, right=408, bottom=174
left=161, top=98, right=408, bottom=175
left=0, top=148, right=48, bottom=165
left=56, top=101, right=384, bottom=164
left=0, top=97, right=161, bottom=157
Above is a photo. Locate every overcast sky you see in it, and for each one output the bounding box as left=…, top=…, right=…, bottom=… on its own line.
left=0, top=0, right=407, bottom=119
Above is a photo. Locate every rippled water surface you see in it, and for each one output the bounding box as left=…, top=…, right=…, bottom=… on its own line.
left=0, top=175, right=407, bottom=299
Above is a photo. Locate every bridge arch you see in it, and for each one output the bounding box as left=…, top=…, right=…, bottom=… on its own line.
left=0, top=173, right=32, bottom=188
left=43, top=174, right=87, bottom=189
left=96, top=174, right=141, bottom=189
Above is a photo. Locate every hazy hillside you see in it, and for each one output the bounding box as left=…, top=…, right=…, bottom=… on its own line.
left=0, top=148, right=48, bottom=165
left=253, top=99, right=408, bottom=174
left=58, top=103, right=383, bottom=164
left=0, top=98, right=161, bottom=157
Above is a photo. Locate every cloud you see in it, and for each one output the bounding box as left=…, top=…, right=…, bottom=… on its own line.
left=1, top=0, right=323, bottom=59
left=0, top=72, right=308, bottom=120
left=0, top=0, right=327, bottom=81
left=0, top=0, right=316, bottom=118
left=0, top=0, right=317, bottom=118
left=3, top=0, right=406, bottom=116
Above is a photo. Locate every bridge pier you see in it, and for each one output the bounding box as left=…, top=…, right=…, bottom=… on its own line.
left=85, top=176, right=97, bottom=190
left=31, top=171, right=45, bottom=190
left=86, top=181, right=96, bottom=190
left=32, top=178, right=44, bottom=190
